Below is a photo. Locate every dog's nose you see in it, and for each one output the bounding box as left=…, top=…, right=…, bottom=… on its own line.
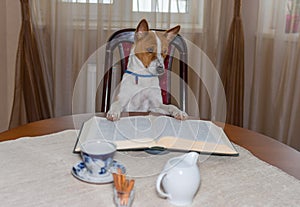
left=156, top=66, right=165, bottom=75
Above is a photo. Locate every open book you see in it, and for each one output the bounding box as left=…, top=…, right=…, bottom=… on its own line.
left=73, top=115, right=238, bottom=156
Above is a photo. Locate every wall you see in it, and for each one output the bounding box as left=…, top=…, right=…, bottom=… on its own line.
left=0, top=0, right=21, bottom=132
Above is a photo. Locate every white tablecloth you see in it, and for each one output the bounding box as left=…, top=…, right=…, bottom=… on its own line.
left=0, top=130, right=299, bottom=207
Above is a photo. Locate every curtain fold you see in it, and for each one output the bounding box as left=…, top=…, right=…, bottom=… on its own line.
left=221, top=0, right=244, bottom=127
left=9, top=0, right=53, bottom=129
left=248, top=0, right=300, bottom=151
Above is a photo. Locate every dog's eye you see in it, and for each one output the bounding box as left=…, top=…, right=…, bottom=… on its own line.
left=163, top=49, right=168, bottom=54
left=147, top=47, right=154, bottom=53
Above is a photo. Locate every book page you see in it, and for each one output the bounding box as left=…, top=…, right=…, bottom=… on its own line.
left=74, top=115, right=238, bottom=155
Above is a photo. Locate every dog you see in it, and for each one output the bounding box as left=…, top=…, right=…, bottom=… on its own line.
left=106, top=19, right=188, bottom=121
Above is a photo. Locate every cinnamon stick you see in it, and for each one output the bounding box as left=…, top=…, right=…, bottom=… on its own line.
left=112, top=170, right=135, bottom=205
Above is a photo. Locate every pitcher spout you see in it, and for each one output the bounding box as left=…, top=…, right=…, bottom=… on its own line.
left=183, top=152, right=199, bottom=166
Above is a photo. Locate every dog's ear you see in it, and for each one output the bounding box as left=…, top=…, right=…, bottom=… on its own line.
left=135, top=19, right=149, bottom=40
left=164, top=25, right=180, bottom=42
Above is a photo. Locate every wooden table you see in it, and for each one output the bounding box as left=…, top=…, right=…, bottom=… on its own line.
left=1, top=113, right=299, bottom=180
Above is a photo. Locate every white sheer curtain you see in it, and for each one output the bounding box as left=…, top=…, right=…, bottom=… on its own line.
left=29, top=0, right=232, bottom=119
left=246, top=0, right=300, bottom=150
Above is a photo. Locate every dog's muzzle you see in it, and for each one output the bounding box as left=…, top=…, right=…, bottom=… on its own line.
left=156, top=66, right=165, bottom=75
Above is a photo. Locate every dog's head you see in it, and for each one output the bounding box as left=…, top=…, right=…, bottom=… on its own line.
left=133, top=19, right=180, bottom=75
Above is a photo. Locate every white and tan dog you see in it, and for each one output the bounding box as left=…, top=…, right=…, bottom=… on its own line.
left=106, top=19, right=188, bottom=121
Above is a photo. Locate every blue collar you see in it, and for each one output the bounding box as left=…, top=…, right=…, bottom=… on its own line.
left=124, top=70, right=158, bottom=84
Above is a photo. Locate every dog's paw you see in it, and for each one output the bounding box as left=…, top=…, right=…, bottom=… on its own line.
left=172, top=110, right=188, bottom=120
left=106, top=110, right=121, bottom=121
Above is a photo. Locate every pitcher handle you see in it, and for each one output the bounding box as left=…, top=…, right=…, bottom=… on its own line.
left=156, top=172, right=171, bottom=199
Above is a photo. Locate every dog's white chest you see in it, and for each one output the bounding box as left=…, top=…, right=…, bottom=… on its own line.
left=118, top=74, right=162, bottom=111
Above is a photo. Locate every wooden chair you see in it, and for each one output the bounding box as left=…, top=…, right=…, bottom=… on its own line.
left=101, top=28, right=188, bottom=113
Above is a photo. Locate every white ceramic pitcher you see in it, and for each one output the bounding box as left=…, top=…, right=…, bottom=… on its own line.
left=156, top=152, right=200, bottom=206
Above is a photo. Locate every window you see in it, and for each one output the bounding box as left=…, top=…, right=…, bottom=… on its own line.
left=60, top=0, right=203, bottom=30
left=65, top=0, right=189, bottom=13
left=260, top=0, right=299, bottom=35
left=130, top=0, right=203, bottom=29
left=132, top=0, right=188, bottom=13
left=64, top=0, right=113, bottom=3
left=285, top=0, right=300, bottom=33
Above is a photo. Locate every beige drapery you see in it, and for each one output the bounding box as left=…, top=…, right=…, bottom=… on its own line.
left=9, top=0, right=53, bottom=129
left=221, top=0, right=244, bottom=127
left=247, top=0, right=300, bottom=151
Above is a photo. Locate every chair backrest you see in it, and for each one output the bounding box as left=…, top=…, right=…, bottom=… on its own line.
left=101, top=28, right=188, bottom=112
